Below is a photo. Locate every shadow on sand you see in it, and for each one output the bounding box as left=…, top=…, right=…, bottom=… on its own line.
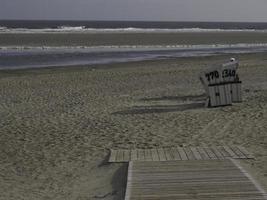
left=140, top=94, right=206, bottom=102
left=111, top=164, right=128, bottom=200
left=113, top=102, right=205, bottom=115
left=113, top=94, right=207, bottom=115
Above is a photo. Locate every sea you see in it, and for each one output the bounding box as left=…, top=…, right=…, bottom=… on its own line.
left=2, top=20, right=267, bottom=31
left=1, top=20, right=267, bottom=70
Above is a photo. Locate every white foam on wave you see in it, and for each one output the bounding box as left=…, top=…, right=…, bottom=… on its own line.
left=1, top=43, right=267, bottom=52
left=58, top=26, right=86, bottom=31
left=1, top=26, right=267, bottom=33
left=0, top=26, right=7, bottom=30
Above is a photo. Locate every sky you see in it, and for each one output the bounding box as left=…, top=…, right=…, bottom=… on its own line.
left=1, top=0, right=267, bottom=22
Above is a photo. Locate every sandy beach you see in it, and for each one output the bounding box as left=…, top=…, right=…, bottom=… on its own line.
left=0, top=52, right=266, bottom=199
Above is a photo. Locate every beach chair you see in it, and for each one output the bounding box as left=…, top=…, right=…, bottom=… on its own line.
left=200, top=58, right=242, bottom=107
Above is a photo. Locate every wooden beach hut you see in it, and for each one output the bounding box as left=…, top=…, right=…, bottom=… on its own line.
left=200, top=58, right=242, bottom=107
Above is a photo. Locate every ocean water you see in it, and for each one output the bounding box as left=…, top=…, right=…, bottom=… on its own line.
left=1, top=20, right=267, bottom=32
left=1, top=20, right=267, bottom=70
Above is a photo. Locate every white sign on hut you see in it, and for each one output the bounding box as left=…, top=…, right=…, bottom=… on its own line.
left=200, top=58, right=242, bottom=107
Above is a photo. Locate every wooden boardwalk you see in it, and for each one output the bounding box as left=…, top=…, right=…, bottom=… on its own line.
left=109, top=146, right=254, bottom=162
left=125, top=159, right=267, bottom=200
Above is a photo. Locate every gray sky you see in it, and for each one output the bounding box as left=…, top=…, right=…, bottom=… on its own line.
left=1, top=0, right=267, bottom=22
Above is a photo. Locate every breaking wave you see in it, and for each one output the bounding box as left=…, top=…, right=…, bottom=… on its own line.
left=1, top=43, right=267, bottom=51
left=1, top=26, right=267, bottom=33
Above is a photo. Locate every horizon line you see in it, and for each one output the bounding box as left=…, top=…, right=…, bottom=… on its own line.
left=1, top=19, right=267, bottom=24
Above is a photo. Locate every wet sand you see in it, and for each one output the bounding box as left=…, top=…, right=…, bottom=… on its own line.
left=2, top=32, right=267, bottom=47
left=0, top=53, right=267, bottom=199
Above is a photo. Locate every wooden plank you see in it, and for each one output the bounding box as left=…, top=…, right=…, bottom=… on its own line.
left=123, top=150, right=131, bottom=162
left=164, top=148, right=174, bottom=161
left=184, top=147, right=196, bottom=160
left=203, top=147, right=218, bottom=159
left=196, top=147, right=210, bottom=160
left=190, top=147, right=202, bottom=160
left=218, top=146, right=231, bottom=157
left=109, top=146, right=254, bottom=162
left=109, top=149, right=117, bottom=162
left=125, top=160, right=267, bottom=200
left=223, top=145, right=239, bottom=158
left=230, top=82, right=242, bottom=103
left=116, top=149, right=124, bottom=162
left=157, top=148, right=167, bottom=161
left=237, top=146, right=254, bottom=159
left=230, top=146, right=247, bottom=159
left=170, top=147, right=181, bottom=160
left=124, top=161, right=133, bottom=200
left=176, top=147, right=188, bottom=160
left=215, top=85, right=221, bottom=106
left=151, top=148, right=160, bottom=161
left=144, top=149, right=153, bottom=161
left=219, top=84, right=227, bottom=105
left=137, top=149, right=145, bottom=161
left=130, top=149, right=138, bottom=161
left=229, top=83, right=234, bottom=103
left=211, top=146, right=225, bottom=159
left=225, top=84, right=232, bottom=105
left=208, top=86, right=217, bottom=107
left=231, top=83, right=238, bottom=102
left=231, top=159, right=267, bottom=199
